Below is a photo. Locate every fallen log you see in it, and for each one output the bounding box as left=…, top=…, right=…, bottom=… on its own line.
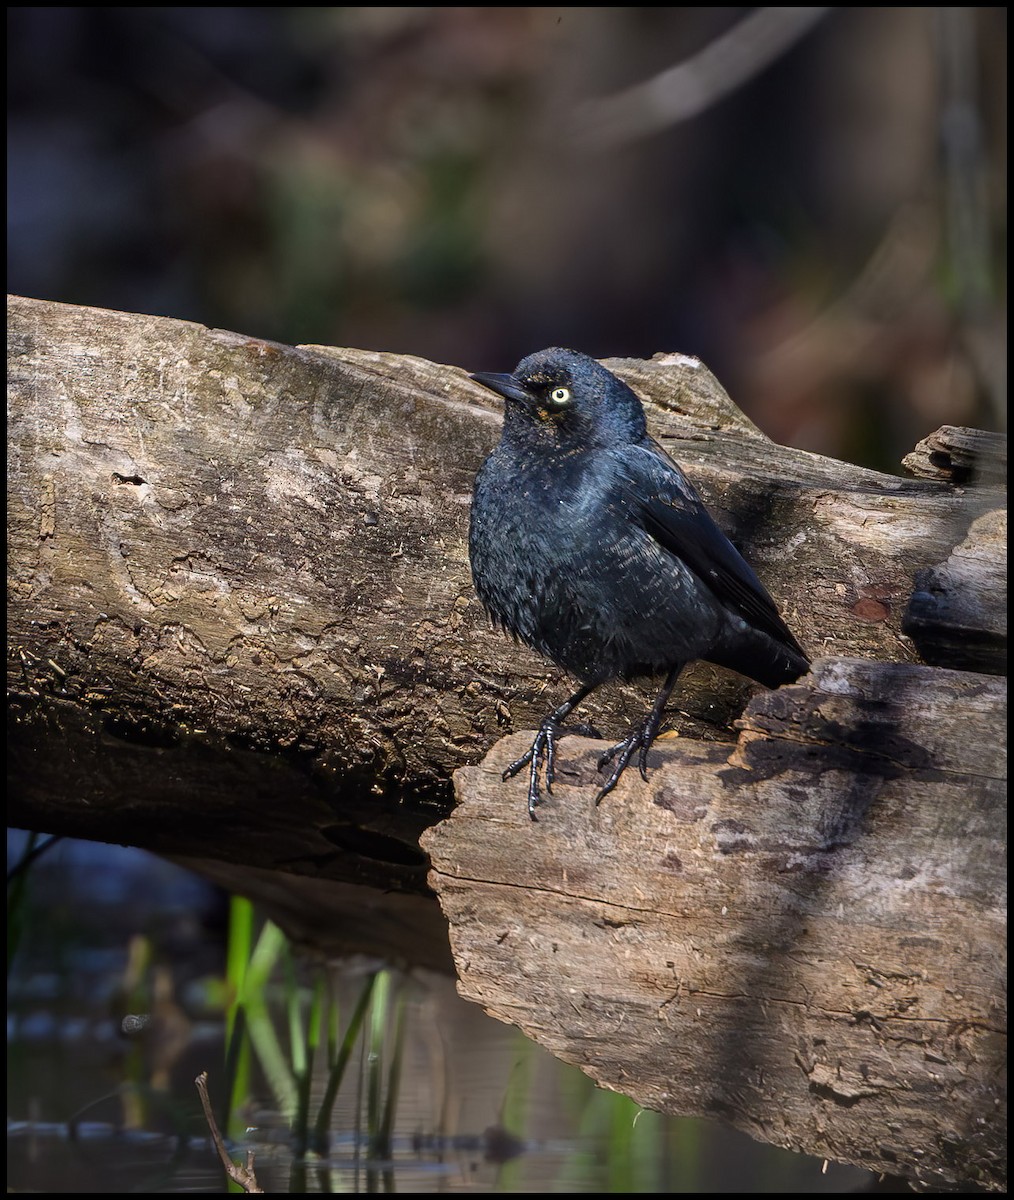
left=7, top=295, right=1007, bottom=1186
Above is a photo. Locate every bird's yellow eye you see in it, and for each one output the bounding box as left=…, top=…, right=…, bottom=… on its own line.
left=549, top=387, right=571, bottom=407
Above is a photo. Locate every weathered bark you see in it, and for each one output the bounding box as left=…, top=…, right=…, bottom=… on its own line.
left=903, top=506, right=1007, bottom=674
left=902, top=424, right=1007, bottom=487
left=7, top=297, right=1004, bottom=829
left=423, top=657, right=1006, bottom=1191
left=7, top=296, right=1007, bottom=1183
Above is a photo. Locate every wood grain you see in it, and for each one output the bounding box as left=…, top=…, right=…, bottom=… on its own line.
left=424, top=658, right=1006, bottom=1190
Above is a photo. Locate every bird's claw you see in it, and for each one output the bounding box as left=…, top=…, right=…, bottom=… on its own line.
left=503, top=719, right=563, bottom=820
left=503, top=711, right=604, bottom=819
left=507, top=717, right=659, bottom=815
left=595, top=725, right=655, bottom=803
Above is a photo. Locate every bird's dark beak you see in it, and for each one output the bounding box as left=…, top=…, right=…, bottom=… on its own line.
left=470, top=371, right=534, bottom=406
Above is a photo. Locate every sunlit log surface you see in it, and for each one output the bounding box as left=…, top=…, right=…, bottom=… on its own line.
left=424, top=657, right=1006, bottom=1191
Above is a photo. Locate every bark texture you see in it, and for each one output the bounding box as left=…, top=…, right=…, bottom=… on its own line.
left=424, top=658, right=1006, bottom=1191
left=8, top=296, right=1003, bottom=831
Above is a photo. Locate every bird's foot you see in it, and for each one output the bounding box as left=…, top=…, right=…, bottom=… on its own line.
left=503, top=719, right=562, bottom=820
left=593, top=668, right=680, bottom=805
left=503, top=721, right=601, bottom=820
left=595, top=721, right=657, bottom=803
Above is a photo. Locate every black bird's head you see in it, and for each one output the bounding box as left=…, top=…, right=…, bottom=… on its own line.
left=471, top=348, right=648, bottom=450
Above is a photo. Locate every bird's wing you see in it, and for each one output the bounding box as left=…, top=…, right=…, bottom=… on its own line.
left=619, top=442, right=807, bottom=657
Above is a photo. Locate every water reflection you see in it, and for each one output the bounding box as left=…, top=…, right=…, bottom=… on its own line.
left=8, top=834, right=874, bottom=1192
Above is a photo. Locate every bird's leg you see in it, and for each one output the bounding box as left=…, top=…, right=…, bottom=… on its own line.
left=503, top=684, right=595, bottom=820
left=596, top=668, right=681, bottom=803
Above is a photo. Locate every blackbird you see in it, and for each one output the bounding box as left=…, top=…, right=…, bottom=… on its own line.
left=469, top=348, right=809, bottom=819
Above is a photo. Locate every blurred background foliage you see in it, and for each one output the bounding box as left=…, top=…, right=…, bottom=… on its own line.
left=7, top=6, right=1006, bottom=471
left=7, top=12, right=1004, bottom=1189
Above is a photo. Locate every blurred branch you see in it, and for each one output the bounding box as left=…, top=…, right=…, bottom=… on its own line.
left=932, top=7, right=1006, bottom=430
left=935, top=6, right=994, bottom=317
left=574, top=7, right=831, bottom=151
left=751, top=200, right=943, bottom=394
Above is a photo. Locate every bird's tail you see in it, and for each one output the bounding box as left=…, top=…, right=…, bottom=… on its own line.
left=706, top=634, right=810, bottom=690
